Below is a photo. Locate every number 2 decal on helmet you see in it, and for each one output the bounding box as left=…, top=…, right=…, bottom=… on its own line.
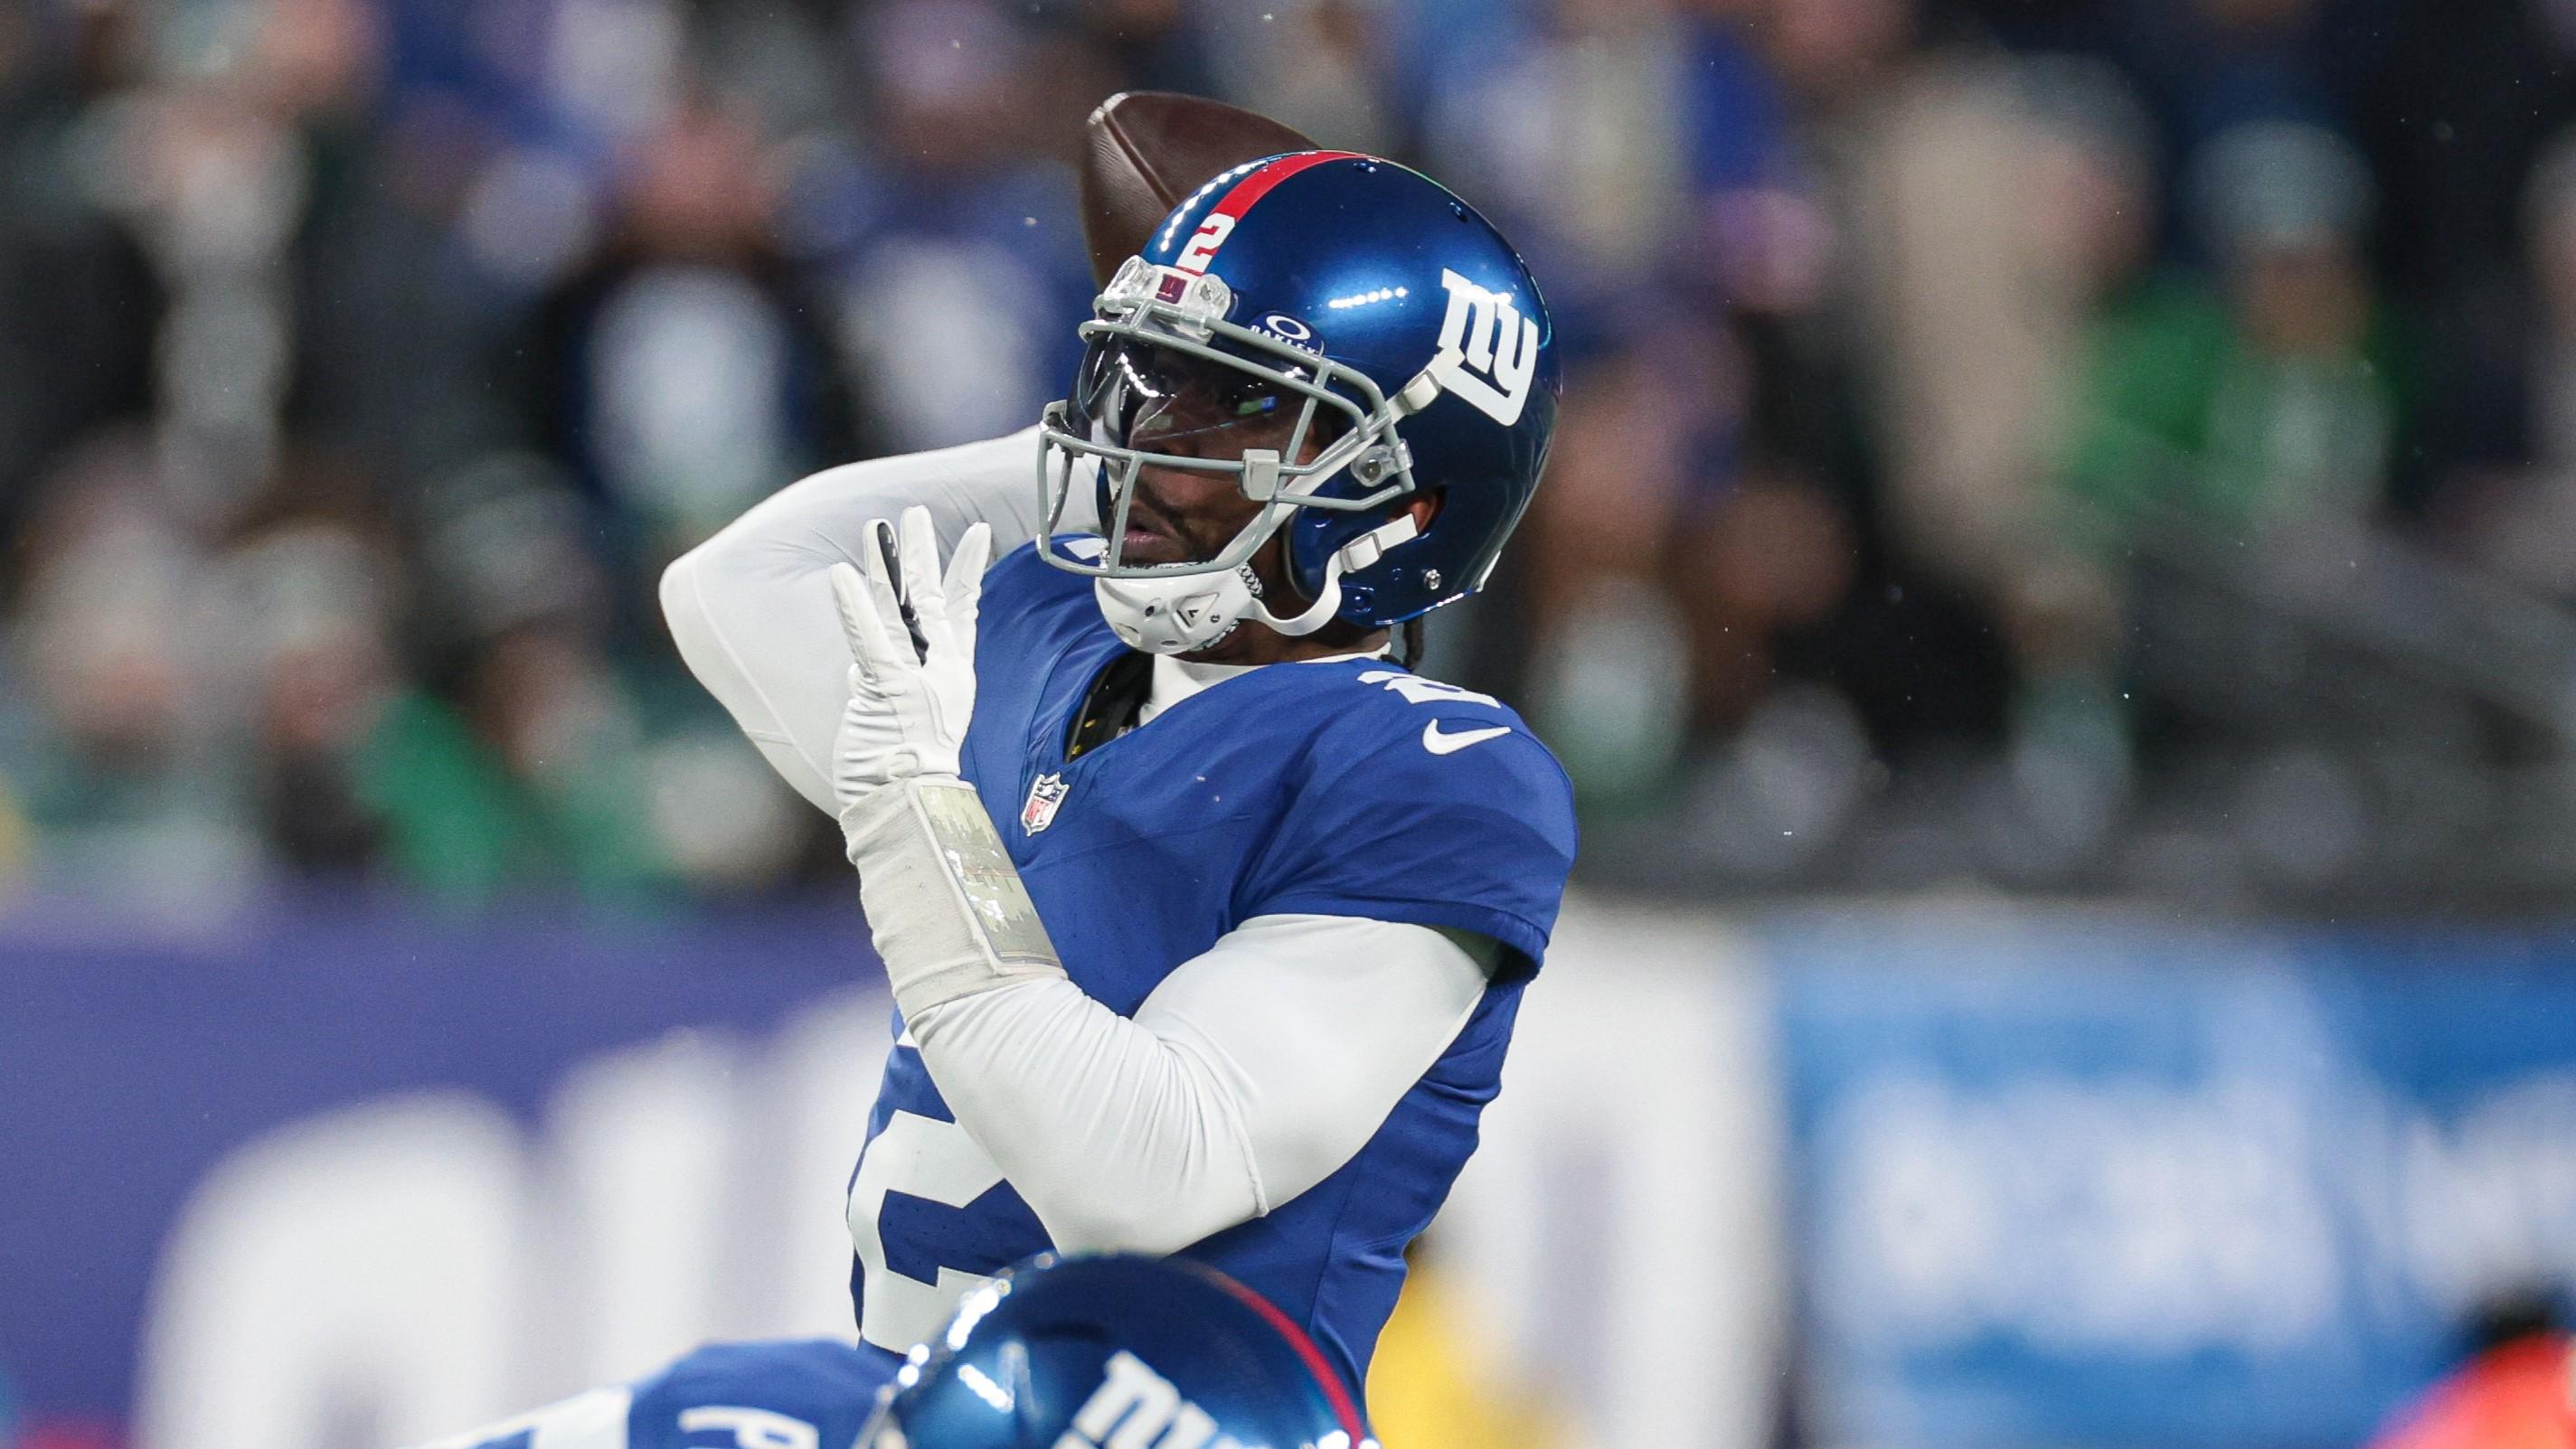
left=1175, top=214, right=1235, bottom=274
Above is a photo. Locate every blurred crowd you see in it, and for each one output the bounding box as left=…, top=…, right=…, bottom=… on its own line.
left=10, top=0, right=2576, bottom=911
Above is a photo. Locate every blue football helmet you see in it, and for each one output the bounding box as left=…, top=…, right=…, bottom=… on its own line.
left=1036, top=151, right=1560, bottom=654
left=859, top=1254, right=1373, bottom=1449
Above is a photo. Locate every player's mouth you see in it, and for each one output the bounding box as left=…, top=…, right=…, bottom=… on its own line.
left=1118, top=488, right=1194, bottom=567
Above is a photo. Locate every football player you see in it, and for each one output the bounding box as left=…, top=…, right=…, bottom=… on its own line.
left=662, top=146, right=1571, bottom=1406
left=410, top=1254, right=1372, bottom=1449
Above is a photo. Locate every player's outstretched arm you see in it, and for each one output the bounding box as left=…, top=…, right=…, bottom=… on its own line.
left=660, top=429, right=1096, bottom=814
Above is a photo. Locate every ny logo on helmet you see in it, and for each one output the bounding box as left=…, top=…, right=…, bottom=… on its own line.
left=1058, top=1350, right=1246, bottom=1449
left=1425, top=268, right=1541, bottom=427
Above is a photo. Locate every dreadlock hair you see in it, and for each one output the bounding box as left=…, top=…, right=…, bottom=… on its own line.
left=1399, top=616, right=1427, bottom=669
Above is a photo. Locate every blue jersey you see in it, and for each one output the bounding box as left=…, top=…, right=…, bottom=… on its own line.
left=845, top=543, right=1577, bottom=1396
left=420, top=1339, right=901, bottom=1449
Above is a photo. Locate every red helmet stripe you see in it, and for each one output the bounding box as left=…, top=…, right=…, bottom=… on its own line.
left=1210, top=1273, right=1370, bottom=1443
left=1209, top=150, right=1370, bottom=224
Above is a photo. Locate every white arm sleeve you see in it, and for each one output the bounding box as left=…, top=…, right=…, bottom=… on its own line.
left=903, top=913, right=1496, bottom=1256
left=659, top=427, right=1095, bottom=813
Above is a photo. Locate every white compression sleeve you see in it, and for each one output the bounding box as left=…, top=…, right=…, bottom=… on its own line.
left=903, top=913, right=1496, bottom=1256
left=660, top=427, right=1095, bottom=813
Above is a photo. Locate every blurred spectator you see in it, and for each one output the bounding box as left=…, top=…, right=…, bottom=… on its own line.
left=222, top=482, right=407, bottom=876
left=5, top=0, right=2576, bottom=908
left=273, top=0, right=519, bottom=498
left=218, top=472, right=649, bottom=908
left=2161, top=0, right=2375, bottom=146
left=520, top=91, right=863, bottom=571
left=1514, top=329, right=1712, bottom=801
left=1988, top=119, right=2410, bottom=878
left=1887, top=56, right=2171, bottom=864
left=1854, top=52, right=2129, bottom=601
left=2437, top=129, right=2576, bottom=598
left=0, top=435, right=259, bottom=910
left=391, top=453, right=706, bottom=905
left=1760, top=0, right=1914, bottom=110
left=2055, top=120, right=2407, bottom=549
left=1201, top=1, right=1395, bottom=157
left=1420, top=0, right=1853, bottom=814
left=0, top=2, right=164, bottom=547
left=1420, top=0, right=1698, bottom=300
left=1056, top=0, right=1216, bottom=99
left=807, top=0, right=1093, bottom=453
left=408, top=451, right=814, bottom=903
left=1682, top=0, right=2020, bottom=796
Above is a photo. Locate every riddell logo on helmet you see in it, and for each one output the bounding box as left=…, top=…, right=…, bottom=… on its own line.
left=1057, top=1350, right=1247, bottom=1449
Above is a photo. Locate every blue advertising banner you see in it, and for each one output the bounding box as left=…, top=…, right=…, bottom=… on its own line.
left=0, top=896, right=889, bottom=1449
left=1769, top=913, right=2576, bottom=1449
left=16, top=899, right=2576, bottom=1449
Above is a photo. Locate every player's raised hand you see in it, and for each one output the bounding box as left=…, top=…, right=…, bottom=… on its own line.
left=827, top=506, right=992, bottom=808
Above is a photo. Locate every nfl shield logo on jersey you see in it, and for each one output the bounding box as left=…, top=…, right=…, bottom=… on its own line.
left=1023, top=772, right=1071, bottom=835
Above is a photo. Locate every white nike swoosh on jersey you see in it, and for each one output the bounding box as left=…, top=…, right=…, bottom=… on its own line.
left=1421, top=721, right=1513, bottom=756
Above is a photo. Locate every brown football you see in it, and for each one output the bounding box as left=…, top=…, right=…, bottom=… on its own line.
left=1079, top=91, right=1319, bottom=288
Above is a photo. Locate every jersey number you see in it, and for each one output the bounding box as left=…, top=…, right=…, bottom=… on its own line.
left=1357, top=670, right=1500, bottom=709
left=847, top=1106, right=1048, bottom=1353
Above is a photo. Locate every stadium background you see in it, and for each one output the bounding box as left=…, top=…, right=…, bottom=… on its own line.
left=6, top=0, right=2576, bottom=1445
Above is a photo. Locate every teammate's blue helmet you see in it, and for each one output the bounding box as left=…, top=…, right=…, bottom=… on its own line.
left=1036, top=151, right=1559, bottom=654
left=859, top=1255, right=1373, bottom=1449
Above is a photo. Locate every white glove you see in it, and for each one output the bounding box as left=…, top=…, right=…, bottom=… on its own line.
left=830, top=509, right=1054, bottom=1011
left=827, top=506, right=993, bottom=813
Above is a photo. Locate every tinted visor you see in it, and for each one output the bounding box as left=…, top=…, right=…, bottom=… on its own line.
left=1073, top=337, right=1348, bottom=459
